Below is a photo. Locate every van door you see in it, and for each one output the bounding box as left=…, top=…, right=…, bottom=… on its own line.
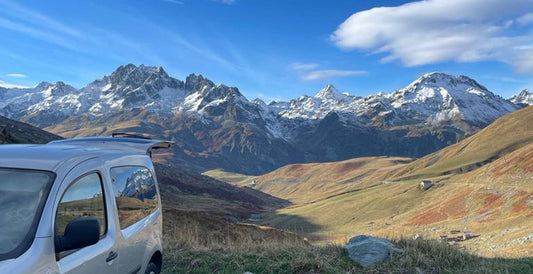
left=109, top=166, right=159, bottom=274
left=54, top=160, right=118, bottom=274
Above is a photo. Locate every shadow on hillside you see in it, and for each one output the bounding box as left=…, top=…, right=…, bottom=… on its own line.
left=261, top=212, right=322, bottom=235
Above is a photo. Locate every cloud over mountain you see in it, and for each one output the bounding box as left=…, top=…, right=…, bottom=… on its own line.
left=331, top=0, right=533, bottom=73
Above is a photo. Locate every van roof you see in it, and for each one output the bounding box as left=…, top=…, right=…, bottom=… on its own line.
left=49, top=137, right=173, bottom=154
left=0, top=137, right=172, bottom=171
left=0, top=144, right=134, bottom=171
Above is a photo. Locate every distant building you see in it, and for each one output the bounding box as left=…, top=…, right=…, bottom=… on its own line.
left=250, top=179, right=258, bottom=186
left=419, top=180, right=434, bottom=190
left=463, top=231, right=474, bottom=240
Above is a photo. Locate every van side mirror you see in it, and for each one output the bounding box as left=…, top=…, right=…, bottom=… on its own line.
left=55, top=217, right=100, bottom=253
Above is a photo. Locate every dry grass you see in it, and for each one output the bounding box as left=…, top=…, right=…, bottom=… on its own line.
left=161, top=207, right=533, bottom=273
left=202, top=169, right=255, bottom=185
left=163, top=208, right=306, bottom=251
left=161, top=221, right=533, bottom=274
left=207, top=156, right=413, bottom=205
left=389, top=106, right=533, bottom=180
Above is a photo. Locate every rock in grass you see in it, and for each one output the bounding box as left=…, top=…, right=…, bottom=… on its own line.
left=344, top=235, right=402, bottom=267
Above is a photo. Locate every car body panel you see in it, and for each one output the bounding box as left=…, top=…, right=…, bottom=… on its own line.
left=53, top=157, right=118, bottom=274
left=0, top=137, right=166, bottom=273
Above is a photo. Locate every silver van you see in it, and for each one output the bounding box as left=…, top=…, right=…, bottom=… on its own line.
left=0, top=135, right=172, bottom=274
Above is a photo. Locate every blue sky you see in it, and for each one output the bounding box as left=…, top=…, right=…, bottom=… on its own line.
left=0, top=0, right=531, bottom=101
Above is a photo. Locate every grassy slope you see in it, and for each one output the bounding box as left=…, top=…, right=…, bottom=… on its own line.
left=155, top=162, right=289, bottom=221
left=208, top=156, right=413, bottom=205
left=389, top=106, right=533, bottom=180
left=163, top=237, right=533, bottom=274
left=0, top=115, right=61, bottom=144
left=203, top=168, right=255, bottom=185
left=206, top=107, right=533, bottom=258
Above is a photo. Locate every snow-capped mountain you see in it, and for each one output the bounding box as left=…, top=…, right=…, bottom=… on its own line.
left=0, top=65, right=525, bottom=174
left=269, top=72, right=517, bottom=129
left=509, top=89, right=533, bottom=106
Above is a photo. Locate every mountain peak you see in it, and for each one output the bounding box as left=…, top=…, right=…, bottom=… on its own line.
left=34, top=81, right=53, bottom=90
left=408, top=72, right=488, bottom=92
left=185, top=73, right=215, bottom=91
left=518, top=89, right=531, bottom=96
left=314, top=84, right=347, bottom=100
left=510, top=89, right=533, bottom=106
left=110, top=64, right=163, bottom=78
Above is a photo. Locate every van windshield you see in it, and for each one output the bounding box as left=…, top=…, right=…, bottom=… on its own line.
left=0, top=168, right=54, bottom=261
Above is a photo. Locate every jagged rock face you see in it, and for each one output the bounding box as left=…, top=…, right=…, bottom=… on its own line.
left=0, top=65, right=525, bottom=174
left=510, top=89, right=533, bottom=107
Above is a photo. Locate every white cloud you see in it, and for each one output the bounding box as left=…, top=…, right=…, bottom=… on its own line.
left=211, top=0, right=235, bottom=4
left=302, top=69, right=367, bottom=81
left=6, top=73, right=28, bottom=78
left=331, top=0, right=533, bottom=73
left=0, top=80, right=28, bottom=88
left=161, top=0, right=184, bottom=4
left=0, top=1, right=165, bottom=65
left=517, top=13, right=533, bottom=25
left=290, top=62, right=367, bottom=81
left=289, top=62, right=319, bottom=70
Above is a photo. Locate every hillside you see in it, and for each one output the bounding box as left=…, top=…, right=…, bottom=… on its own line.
left=388, top=105, right=533, bottom=180
left=0, top=115, right=61, bottom=144
left=208, top=106, right=533, bottom=257
left=215, top=156, right=413, bottom=205
left=0, top=65, right=525, bottom=174
left=155, top=163, right=288, bottom=221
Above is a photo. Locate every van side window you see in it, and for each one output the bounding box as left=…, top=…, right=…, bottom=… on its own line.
left=110, top=166, right=158, bottom=229
left=56, top=173, right=107, bottom=237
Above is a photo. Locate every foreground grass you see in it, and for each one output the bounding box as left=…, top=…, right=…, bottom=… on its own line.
left=161, top=209, right=533, bottom=273
left=162, top=238, right=533, bottom=274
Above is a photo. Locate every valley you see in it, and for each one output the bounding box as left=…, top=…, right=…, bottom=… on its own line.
left=207, top=106, right=533, bottom=257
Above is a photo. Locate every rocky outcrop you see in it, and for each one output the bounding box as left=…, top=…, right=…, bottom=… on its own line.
left=344, top=235, right=402, bottom=267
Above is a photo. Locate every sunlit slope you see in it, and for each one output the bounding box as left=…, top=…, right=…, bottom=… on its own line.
left=257, top=107, right=533, bottom=257
left=389, top=106, right=533, bottom=180
left=202, top=169, right=254, bottom=185
left=216, top=156, right=413, bottom=205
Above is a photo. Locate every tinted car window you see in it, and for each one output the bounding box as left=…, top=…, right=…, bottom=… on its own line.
left=110, top=166, right=158, bottom=229
left=0, top=168, right=54, bottom=261
left=56, top=173, right=106, bottom=237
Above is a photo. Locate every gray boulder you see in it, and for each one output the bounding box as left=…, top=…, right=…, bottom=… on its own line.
left=344, top=235, right=402, bottom=267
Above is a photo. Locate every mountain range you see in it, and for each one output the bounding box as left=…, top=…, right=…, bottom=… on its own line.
left=0, top=64, right=529, bottom=174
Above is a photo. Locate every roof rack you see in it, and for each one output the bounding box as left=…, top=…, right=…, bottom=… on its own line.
left=111, top=132, right=152, bottom=140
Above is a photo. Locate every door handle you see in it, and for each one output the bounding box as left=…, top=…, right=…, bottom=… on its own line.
left=106, top=251, right=118, bottom=262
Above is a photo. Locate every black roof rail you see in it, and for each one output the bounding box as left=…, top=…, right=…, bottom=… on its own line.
left=111, top=132, right=152, bottom=140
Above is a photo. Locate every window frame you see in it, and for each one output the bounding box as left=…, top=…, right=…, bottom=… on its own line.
left=54, top=171, right=108, bottom=259
left=109, top=165, right=159, bottom=230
